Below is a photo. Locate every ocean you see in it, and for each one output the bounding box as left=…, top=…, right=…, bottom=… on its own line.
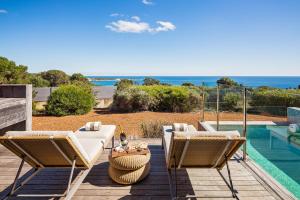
left=88, top=76, right=300, bottom=89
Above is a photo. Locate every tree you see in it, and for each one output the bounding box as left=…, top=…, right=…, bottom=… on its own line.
left=28, top=74, right=50, bottom=87
left=217, top=77, right=240, bottom=88
left=115, top=79, right=134, bottom=90
left=41, top=70, right=69, bottom=87
left=0, top=56, right=29, bottom=84
left=222, top=92, right=241, bottom=111
left=143, top=77, right=160, bottom=86
left=70, top=73, right=89, bottom=83
left=182, top=82, right=195, bottom=87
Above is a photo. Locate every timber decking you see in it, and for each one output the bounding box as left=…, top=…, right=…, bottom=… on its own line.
left=0, top=139, right=286, bottom=200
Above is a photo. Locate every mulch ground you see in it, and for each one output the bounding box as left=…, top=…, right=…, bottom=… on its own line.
left=32, top=109, right=286, bottom=137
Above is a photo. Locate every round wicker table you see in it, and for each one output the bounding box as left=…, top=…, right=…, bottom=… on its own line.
left=108, top=149, right=151, bottom=185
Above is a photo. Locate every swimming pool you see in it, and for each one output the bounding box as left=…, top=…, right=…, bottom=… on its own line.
left=211, top=124, right=300, bottom=199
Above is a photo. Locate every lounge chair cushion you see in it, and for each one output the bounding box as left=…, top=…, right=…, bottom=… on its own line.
left=75, top=125, right=116, bottom=147
left=173, top=131, right=240, bottom=138
left=76, top=137, right=104, bottom=163
left=4, top=131, right=98, bottom=163
left=163, top=125, right=197, bottom=160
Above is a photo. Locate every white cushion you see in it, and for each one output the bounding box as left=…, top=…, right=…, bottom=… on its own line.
left=162, top=125, right=240, bottom=161
left=75, top=125, right=116, bottom=147
left=174, top=131, right=240, bottom=138
left=76, top=137, right=104, bottom=162
left=5, top=131, right=91, bottom=163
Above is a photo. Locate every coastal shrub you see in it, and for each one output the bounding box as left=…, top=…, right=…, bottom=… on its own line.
left=221, top=92, right=241, bottom=111
left=250, top=89, right=300, bottom=116
left=41, top=70, right=70, bottom=87
left=70, top=73, right=89, bottom=83
left=141, top=120, right=172, bottom=138
left=182, top=82, right=195, bottom=87
left=112, top=87, right=151, bottom=112
left=46, top=84, right=95, bottom=116
left=143, top=77, right=160, bottom=86
left=28, top=74, right=50, bottom=87
left=115, top=79, right=134, bottom=90
left=112, top=85, right=201, bottom=112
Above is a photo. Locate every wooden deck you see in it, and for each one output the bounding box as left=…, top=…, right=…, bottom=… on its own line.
left=0, top=139, right=287, bottom=200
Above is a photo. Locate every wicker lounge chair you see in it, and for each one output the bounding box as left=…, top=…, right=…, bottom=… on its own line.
left=162, top=125, right=246, bottom=199
left=0, top=125, right=116, bottom=199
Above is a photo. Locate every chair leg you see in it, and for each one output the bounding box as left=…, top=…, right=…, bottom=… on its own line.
left=7, top=158, right=41, bottom=199
left=10, top=158, right=25, bottom=195
left=167, top=169, right=174, bottom=199
left=66, top=157, right=76, bottom=194
left=174, top=164, right=178, bottom=198
left=224, top=155, right=237, bottom=199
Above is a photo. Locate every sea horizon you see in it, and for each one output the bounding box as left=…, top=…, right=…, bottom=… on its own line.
left=87, top=76, right=300, bottom=89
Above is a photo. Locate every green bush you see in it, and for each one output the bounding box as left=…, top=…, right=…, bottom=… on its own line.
left=111, top=87, right=151, bottom=112
left=143, top=77, right=160, bottom=86
left=250, top=89, right=300, bottom=116
left=182, top=82, right=195, bottom=87
left=28, top=74, right=50, bottom=87
left=41, top=70, right=69, bottom=87
left=112, top=85, right=200, bottom=112
left=222, top=92, right=241, bottom=111
left=46, top=85, right=95, bottom=116
left=115, top=79, right=134, bottom=90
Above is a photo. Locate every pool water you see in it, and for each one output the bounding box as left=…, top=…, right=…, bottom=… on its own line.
left=212, top=125, right=300, bottom=199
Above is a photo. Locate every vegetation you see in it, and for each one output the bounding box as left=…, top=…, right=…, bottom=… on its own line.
left=0, top=56, right=29, bottom=84
left=0, top=56, right=90, bottom=88
left=28, top=74, right=50, bottom=87
left=143, top=77, right=160, bottom=86
left=112, top=85, right=201, bottom=112
left=70, top=73, right=89, bottom=83
left=222, top=92, right=241, bottom=111
left=46, top=84, right=95, bottom=116
left=112, top=87, right=151, bottom=112
left=41, top=70, right=70, bottom=87
left=141, top=120, right=172, bottom=138
left=217, top=77, right=241, bottom=88
left=182, top=82, right=195, bottom=87
left=115, top=79, right=134, bottom=90
left=250, top=88, right=300, bottom=116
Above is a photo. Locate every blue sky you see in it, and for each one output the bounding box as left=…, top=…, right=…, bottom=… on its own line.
left=0, top=0, right=300, bottom=76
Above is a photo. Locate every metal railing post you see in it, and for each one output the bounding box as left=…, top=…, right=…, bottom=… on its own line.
left=201, top=82, right=205, bottom=122
left=216, top=83, right=220, bottom=131
left=242, top=87, right=247, bottom=161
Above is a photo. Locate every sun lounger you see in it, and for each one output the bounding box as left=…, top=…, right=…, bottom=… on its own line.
left=0, top=125, right=116, bottom=199
left=162, top=125, right=245, bottom=199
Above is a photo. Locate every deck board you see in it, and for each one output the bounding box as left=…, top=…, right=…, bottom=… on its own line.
left=0, top=139, right=285, bottom=200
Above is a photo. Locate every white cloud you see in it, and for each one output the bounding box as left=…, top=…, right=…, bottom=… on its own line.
left=155, top=21, right=176, bottom=32
left=110, top=13, right=123, bottom=17
left=106, top=20, right=150, bottom=33
left=0, top=9, right=8, bottom=14
left=142, top=0, right=153, bottom=5
left=106, top=17, right=176, bottom=34
left=131, top=16, right=140, bottom=21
